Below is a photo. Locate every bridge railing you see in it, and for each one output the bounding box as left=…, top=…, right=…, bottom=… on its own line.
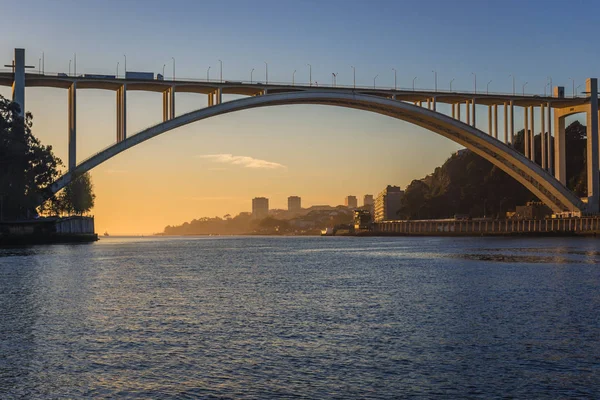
left=0, top=68, right=584, bottom=98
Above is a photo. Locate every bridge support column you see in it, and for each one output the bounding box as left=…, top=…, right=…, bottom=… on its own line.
left=547, top=102, right=553, bottom=172
left=554, top=111, right=566, bottom=185
left=466, top=100, right=470, bottom=125
left=216, top=88, right=222, bottom=105
left=586, top=78, right=599, bottom=213
left=524, top=106, right=530, bottom=158
left=116, top=84, right=127, bottom=142
left=170, top=86, right=175, bottom=119
left=456, top=103, right=461, bottom=121
left=432, top=97, right=436, bottom=111
left=493, top=104, right=498, bottom=139
left=488, top=106, right=492, bottom=136
left=504, top=103, right=508, bottom=144
left=12, top=48, right=25, bottom=116
left=162, top=87, right=175, bottom=121
left=529, top=106, right=535, bottom=162
left=541, top=104, right=546, bottom=169
left=451, top=103, right=455, bottom=119
left=68, top=82, right=77, bottom=172
left=510, top=100, right=515, bottom=145
left=471, top=98, right=476, bottom=127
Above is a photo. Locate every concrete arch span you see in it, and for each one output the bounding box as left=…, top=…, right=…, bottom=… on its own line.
left=50, top=92, right=585, bottom=213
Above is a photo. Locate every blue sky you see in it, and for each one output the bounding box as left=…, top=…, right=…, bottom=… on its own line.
left=0, top=0, right=596, bottom=233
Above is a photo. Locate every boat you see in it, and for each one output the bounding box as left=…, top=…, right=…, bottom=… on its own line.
left=321, top=227, right=334, bottom=236
left=103, top=231, right=109, bottom=237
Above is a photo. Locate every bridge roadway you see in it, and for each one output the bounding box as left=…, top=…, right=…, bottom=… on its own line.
left=0, top=71, right=589, bottom=109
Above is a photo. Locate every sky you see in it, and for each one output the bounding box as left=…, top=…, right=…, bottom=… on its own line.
left=0, top=0, right=596, bottom=234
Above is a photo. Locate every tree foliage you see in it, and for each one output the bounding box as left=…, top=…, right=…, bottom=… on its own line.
left=397, top=121, right=588, bottom=219
left=0, top=96, right=62, bottom=219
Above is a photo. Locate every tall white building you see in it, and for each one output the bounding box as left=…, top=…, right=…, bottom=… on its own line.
left=252, top=197, right=269, bottom=219
left=374, top=186, right=404, bottom=221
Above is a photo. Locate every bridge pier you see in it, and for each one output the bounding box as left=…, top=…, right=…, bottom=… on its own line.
left=471, top=98, right=476, bottom=127
left=554, top=111, right=566, bottom=185
left=493, top=104, right=498, bottom=139
left=586, top=78, right=599, bottom=213
left=524, top=106, right=530, bottom=158
left=547, top=101, right=552, bottom=172
left=11, top=48, right=25, bottom=116
left=163, top=87, right=175, bottom=121
left=456, top=103, right=461, bottom=121
left=466, top=100, right=470, bottom=125
left=529, top=106, right=535, bottom=162
left=488, top=106, right=492, bottom=136
left=504, top=102, right=508, bottom=144
left=541, top=104, right=546, bottom=169
left=68, top=82, right=77, bottom=172
left=116, top=84, right=127, bottom=142
left=510, top=100, right=515, bottom=145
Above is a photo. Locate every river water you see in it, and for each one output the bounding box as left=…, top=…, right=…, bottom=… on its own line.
left=1, top=236, right=599, bottom=398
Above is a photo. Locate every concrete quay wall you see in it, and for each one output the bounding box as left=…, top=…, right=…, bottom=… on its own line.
left=373, top=218, right=600, bottom=236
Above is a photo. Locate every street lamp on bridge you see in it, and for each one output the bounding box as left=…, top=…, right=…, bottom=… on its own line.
left=123, top=54, right=127, bottom=75
left=207, top=66, right=210, bottom=82
left=548, top=76, right=553, bottom=96
left=172, top=57, right=175, bottom=80
left=264, top=61, right=268, bottom=84
left=412, top=76, right=417, bottom=91
left=522, top=81, right=528, bottom=95
left=351, top=66, right=355, bottom=89
left=117, top=62, right=119, bottom=78
left=569, top=78, right=575, bottom=98
left=393, top=68, right=397, bottom=90
left=487, top=80, right=492, bottom=94
left=332, top=72, right=337, bottom=87
left=293, top=70, right=296, bottom=86
left=432, top=70, right=437, bottom=92
left=250, top=68, right=254, bottom=84
left=450, top=78, right=455, bottom=91
left=509, top=74, right=515, bottom=95
left=307, top=64, right=312, bottom=87
left=68, top=59, right=71, bottom=76
left=373, top=74, right=378, bottom=89
left=162, top=64, right=166, bottom=78
left=471, top=72, right=477, bottom=94
left=219, top=60, right=223, bottom=82
left=576, top=84, right=583, bottom=97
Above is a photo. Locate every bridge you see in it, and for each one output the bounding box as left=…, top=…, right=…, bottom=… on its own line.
left=2, top=48, right=599, bottom=214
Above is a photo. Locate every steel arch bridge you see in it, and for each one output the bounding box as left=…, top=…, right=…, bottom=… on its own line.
left=49, top=91, right=582, bottom=213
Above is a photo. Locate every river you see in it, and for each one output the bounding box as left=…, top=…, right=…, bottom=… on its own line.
left=1, top=236, right=599, bottom=398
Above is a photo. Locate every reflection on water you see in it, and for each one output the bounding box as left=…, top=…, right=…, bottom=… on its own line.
left=1, top=236, right=600, bottom=398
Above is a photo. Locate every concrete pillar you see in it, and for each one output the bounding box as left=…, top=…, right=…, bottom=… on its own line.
left=541, top=104, right=546, bottom=169
left=524, top=106, right=530, bottom=158
left=427, top=98, right=431, bottom=110
left=471, top=98, right=476, bottom=127
left=529, top=106, right=535, bottom=162
left=432, top=96, right=437, bottom=111
left=68, top=82, right=77, bottom=172
left=504, top=103, right=508, bottom=144
left=493, top=104, right=499, bottom=139
left=169, top=86, right=175, bottom=119
left=547, top=102, right=553, bottom=172
left=116, top=84, right=127, bottom=142
left=510, top=100, right=515, bottom=144
left=586, top=78, right=599, bottom=213
left=216, top=87, right=222, bottom=105
left=12, top=48, right=25, bottom=116
left=451, top=103, right=456, bottom=119
left=554, top=111, right=566, bottom=185
left=466, top=100, right=470, bottom=125
left=456, top=103, right=461, bottom=121
left=163, top=89, right=170, bottom=121
left=488, top=106, right=492, bottom=136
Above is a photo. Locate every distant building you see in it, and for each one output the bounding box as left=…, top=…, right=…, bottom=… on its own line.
left=513, top=201, right=552, bottom=220
left=288, top=196, right=302, bottom=212
left=345, top=195, right=358, bottom=209
left=252, top=197, right=269, bottom=219
left=363, top=194, right=374, bottom=207
left=374, top=185, right=404, bottom=221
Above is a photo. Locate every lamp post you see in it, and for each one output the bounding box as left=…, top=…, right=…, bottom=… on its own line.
left=74, top=53, right=76, bottom=76
left=250, top=68, right=254, bottom=84
left=509, top=74, right=515, bottom=95
left=393, top=68, right=397, bottom=90
left=569, top=78, right=575, bottom=98
left=123, top=54, right=127, bottom=75
left=68, top=59, right=71, bottom=76
left=373, top=74, right=378, bottom=89
left=162, top=64, right=166, bottom=78
left=487, top=79, right=492, bottom=94
left=172, top=57, right=175, bottom=80
left=522, top=81, right=528, bottom=96
left=331, top=72, right=337, bottom=87
left=293, top=69, right=296, bottom=86
left=450, top=78, right=455, bottom=91
left=42, top=52, right=44, bottom=74
left=38, top=58, right=41, bottom=74
left=264, top=61, right=268, bottom=84
left=576, top=84, right=583, bottom=97
left=547, top=76, right=553, bottom=96
left=412, top=76, right=417, bottom=91
left=307, top=64, right=312, bottom=86
left=351, top=66, right=355, bottom=88
left=117, top=62, right=119, bottom=78
left=432, top=70, right=437, bottom=92
left=471, top=72, right=477, bottom=94
left=207, top=66, right=210, bottom=82
left=219, top=60, right=223, bottom=82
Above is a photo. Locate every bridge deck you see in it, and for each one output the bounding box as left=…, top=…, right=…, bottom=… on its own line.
left=0, top=72, right=587, bottom=108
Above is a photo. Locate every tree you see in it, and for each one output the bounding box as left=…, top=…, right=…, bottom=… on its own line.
left=0, top=95, right=62, bottom=219
left=61, top=172, right=95, bottom=215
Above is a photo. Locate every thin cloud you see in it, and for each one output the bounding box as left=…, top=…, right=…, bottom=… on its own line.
left=198, top=154, right=286, bottom=169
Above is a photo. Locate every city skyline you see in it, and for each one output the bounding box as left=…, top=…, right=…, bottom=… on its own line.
left=1, top=0, right=594, bottom=234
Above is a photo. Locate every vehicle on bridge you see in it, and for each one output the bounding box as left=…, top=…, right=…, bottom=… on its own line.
left=125, top=71, right=154, bottom=80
